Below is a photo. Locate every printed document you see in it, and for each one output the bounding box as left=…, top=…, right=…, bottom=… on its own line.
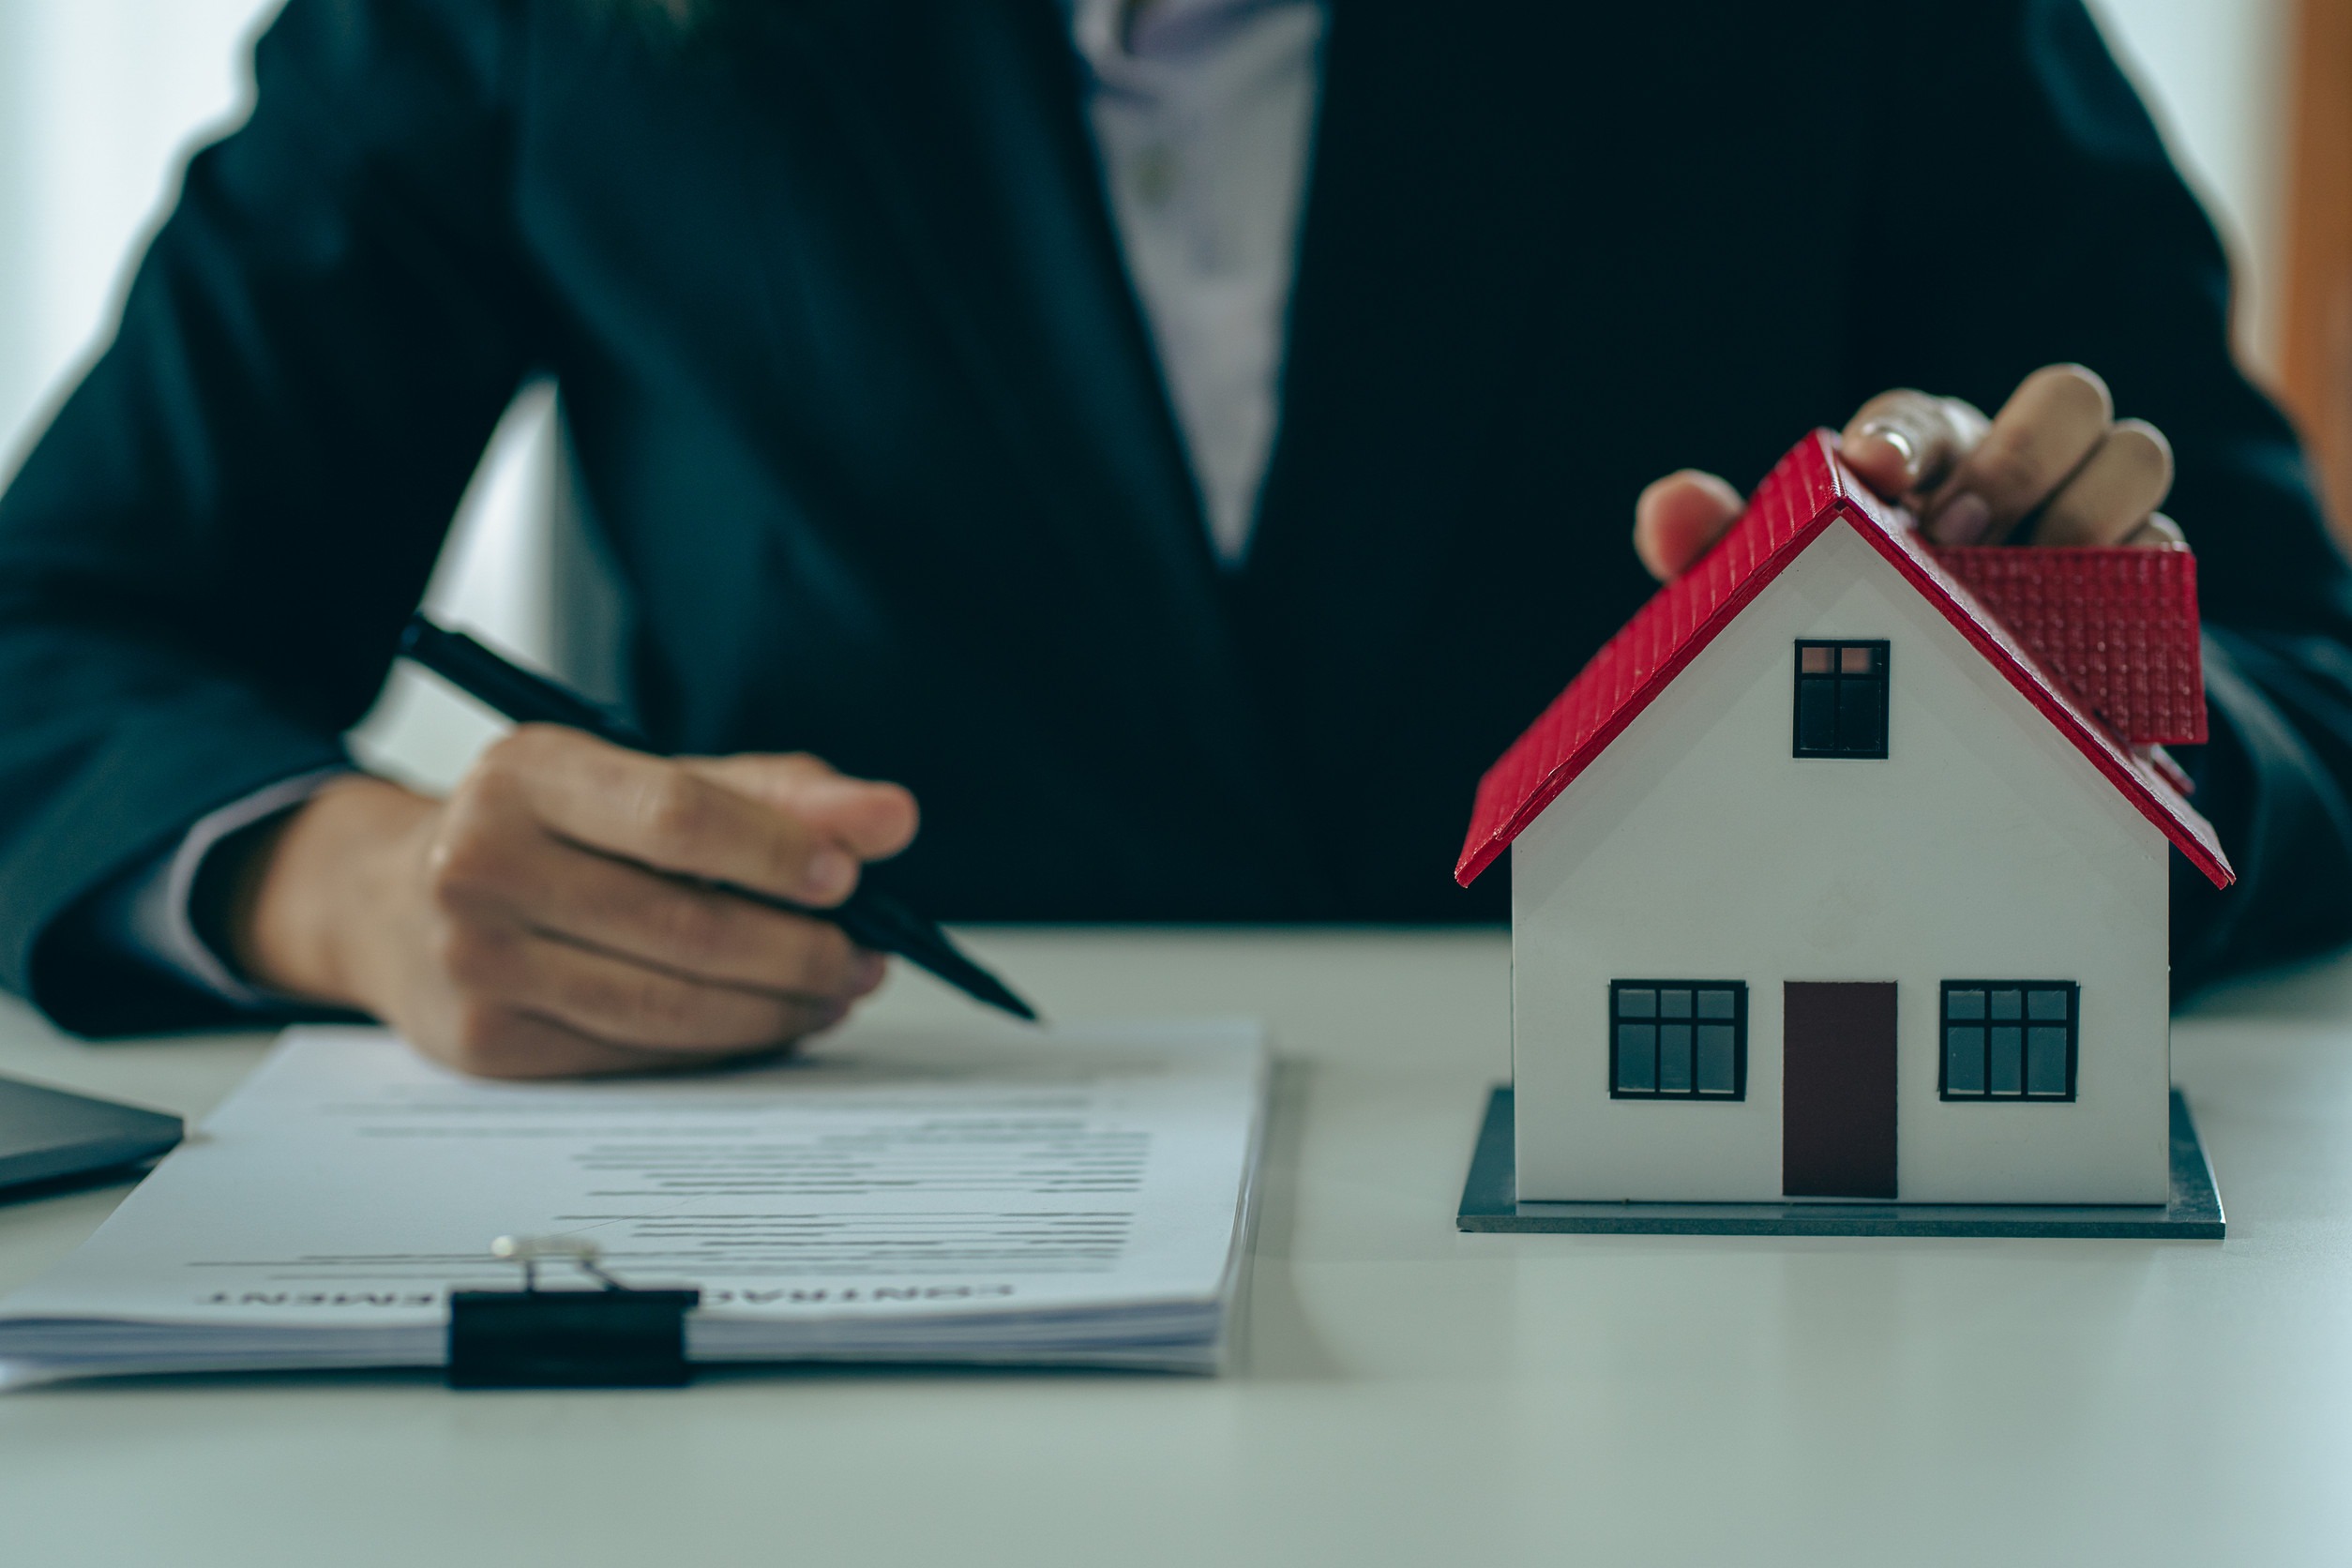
left=0, top=1019, right=1266, bottom=1384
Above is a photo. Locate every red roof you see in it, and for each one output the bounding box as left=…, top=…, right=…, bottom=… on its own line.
left=1929, top=544, right=2206, bottom=746
left=1454, top=431, right=2233, bottom=891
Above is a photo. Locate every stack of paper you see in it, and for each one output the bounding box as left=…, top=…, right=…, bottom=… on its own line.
left=0, top=1019, right=1267, bottom=1385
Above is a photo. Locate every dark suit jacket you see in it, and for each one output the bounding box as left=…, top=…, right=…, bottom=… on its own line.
left=4, top=0, right=2350, bottom=1033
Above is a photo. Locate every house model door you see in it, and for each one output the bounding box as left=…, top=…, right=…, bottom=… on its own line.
left=1782, top=982, right=1898, bottom=1199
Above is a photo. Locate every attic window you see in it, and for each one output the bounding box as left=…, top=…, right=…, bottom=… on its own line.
left=1940, top=982, right=2077, bottom=1100
left=1610, top=981, right=1746, bottom=1100
left=1793, top=640, right=1889, bottom=759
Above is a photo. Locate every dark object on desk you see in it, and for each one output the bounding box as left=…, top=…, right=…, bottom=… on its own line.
left=447, top=1234, right=699, bottom=1388
left=447, top=1288, right=700, bottom=1389
left=398, top=615, right=1038, bottom=1023
left=1455, top=1086, right=2224, bottom=1240
left=0, top=1076, right=182, bottom=1198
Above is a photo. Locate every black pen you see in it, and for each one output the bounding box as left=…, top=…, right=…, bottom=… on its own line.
left=397, top=613, right=1038, bottom=1023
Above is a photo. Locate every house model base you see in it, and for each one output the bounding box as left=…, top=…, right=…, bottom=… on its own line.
left=1455, top=1085, right=2224, bottom=1238
left=1455, top=434, right=2236, bottom=1215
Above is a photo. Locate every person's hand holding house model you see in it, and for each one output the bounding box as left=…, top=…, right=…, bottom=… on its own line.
left=1635, top=366, right=2179, bottom=581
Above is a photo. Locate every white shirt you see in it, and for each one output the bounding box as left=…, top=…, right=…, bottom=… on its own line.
left=1070, top=0, right=1326, bottom=565
left=113, top=0, right=1331, bottom=1002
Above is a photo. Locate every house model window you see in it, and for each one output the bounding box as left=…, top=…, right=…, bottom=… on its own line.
left=1941, top=982, right=2078, bottom=1100
left=1793, top=640, right=1889, bottom=758
left=1610, top=982, right=1746, bottom=1100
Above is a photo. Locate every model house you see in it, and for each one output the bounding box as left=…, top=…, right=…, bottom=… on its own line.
left=1455, top=431, right=2232, bottom=1207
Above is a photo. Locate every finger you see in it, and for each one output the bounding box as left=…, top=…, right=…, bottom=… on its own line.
left=1840, top=390, right=1987, bottom=501
left=2122, top=511, right=2187, bottom=548
left=431, top=821, right=881, bottom=996
left=1633, top=470, right=1744, bottom=580
left=2032, top=420, right=2174, bottom=547
left=682, top=753, right=919, bottom=862
left=429, top=1006, right=700, bottom=1080
left=1923, top=364, right=2112, bottom=546
left=484, top=727, right=861, bottom=907
left=451, top=926, right=849, bottom=1053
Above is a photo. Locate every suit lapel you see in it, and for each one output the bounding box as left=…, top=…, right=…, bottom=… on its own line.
left=1248, top=1, right=1576, bottom=642
left=1233, top=2, right=1586, bottom=893
left=733, top=1, right=1318, bottom=894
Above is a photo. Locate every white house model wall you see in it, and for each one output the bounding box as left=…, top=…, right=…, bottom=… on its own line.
left=1509, top=520, right=2174, bottom=1205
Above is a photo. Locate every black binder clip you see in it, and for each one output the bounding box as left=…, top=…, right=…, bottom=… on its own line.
left=447, top=1235, right=699, bottom=1390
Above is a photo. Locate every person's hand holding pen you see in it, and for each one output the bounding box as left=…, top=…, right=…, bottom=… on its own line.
left=223, top=732, right=919, bottom=1078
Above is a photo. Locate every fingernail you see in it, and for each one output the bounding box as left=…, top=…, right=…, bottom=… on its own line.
left=1857, top=420, right=1916, bottom=477
left=802, top=848, right=857, bottom=903
left=1929, top=492, right=1992, bottom=546
left=851, top=950, right=888, bottom=993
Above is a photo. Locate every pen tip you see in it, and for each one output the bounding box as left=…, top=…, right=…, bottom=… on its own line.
left=985, top=985, right=1040, bottom=1024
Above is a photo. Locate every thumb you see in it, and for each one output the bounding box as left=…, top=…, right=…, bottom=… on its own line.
left=681, top=753, right=920, bottom=862
left=1633, top=470, right=1745, bottom=581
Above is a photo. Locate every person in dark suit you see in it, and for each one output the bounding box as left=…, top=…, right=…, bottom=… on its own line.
left=2, top=0, right=2347, bottom=1077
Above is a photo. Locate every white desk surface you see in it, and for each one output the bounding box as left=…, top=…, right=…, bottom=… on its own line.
left=0, top=927, right=2346, bottom=1567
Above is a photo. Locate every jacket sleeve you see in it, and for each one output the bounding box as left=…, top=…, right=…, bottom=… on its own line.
left=1853, top=0, right=2352, bottom=995
left=0, top=0, right=535, bottom=1033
